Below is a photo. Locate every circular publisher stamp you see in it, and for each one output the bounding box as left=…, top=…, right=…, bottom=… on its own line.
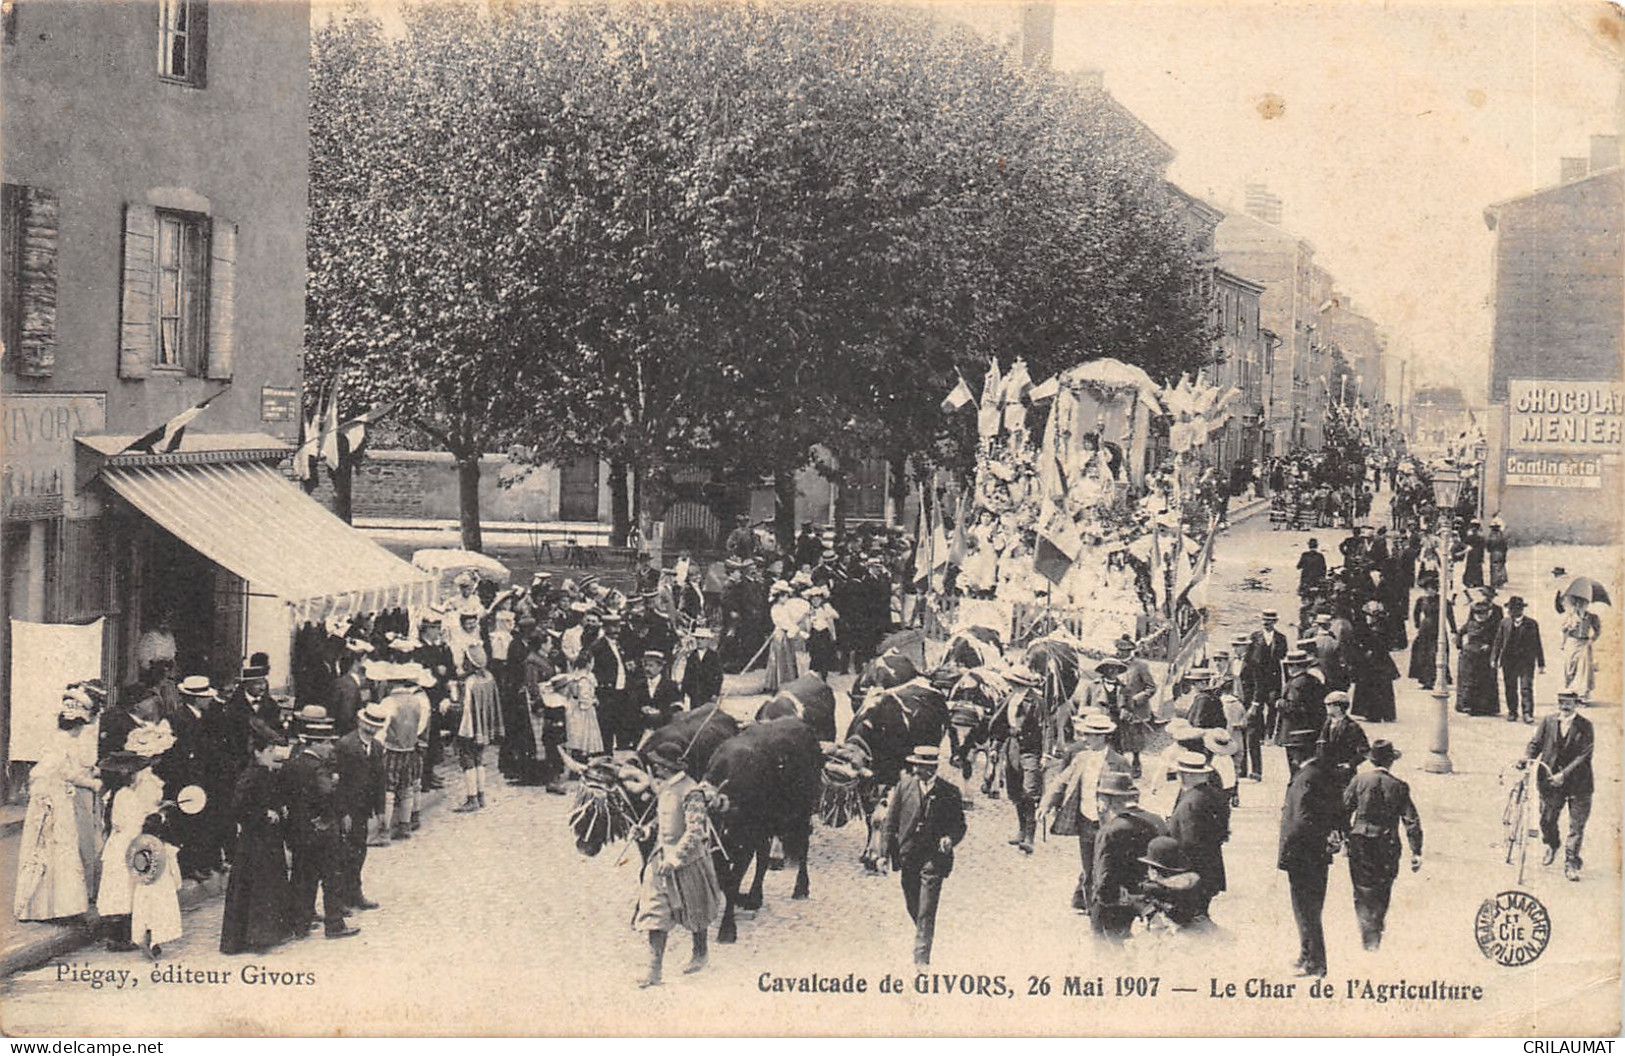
left=1475, top=890, right=1551, bottom=967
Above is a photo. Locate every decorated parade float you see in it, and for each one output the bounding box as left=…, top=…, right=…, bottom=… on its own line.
left=920, top=358, right=1239, bottom=691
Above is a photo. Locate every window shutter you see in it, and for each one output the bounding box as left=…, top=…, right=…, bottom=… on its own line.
left=119, top=202, right=158, bottom=379
left=205, top=217, right=235, bottom=379
left=190, top=0, right=208, bottom=88
left=16, top=186, right=60, bottom=377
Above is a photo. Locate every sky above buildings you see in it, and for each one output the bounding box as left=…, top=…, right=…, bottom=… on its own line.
left=944, top=0, right=1625, bottom=405
left=315, top=1, right=1623, bottom=406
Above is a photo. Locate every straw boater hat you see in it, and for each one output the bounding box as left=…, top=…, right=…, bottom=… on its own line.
left=358, top=704, right=389, bottom=732
left=1185, top=663, right=1213, bottom=683
left=1556, top=691, right=1583, bottom=708
left=693, top=628, right=716, bottom=642
left=1283, top=649, right=1314, bottom=668
left=905, top=745, right=941, bottom=768
left=1176, top=751, right=1213, bottom=776
left=1261, top=608, right=1279, bottom=622
left=1314, top=613, right=1333, bottom=627
left=295, top=705, right=337, bottom=741
left=642, top=650, right=666, bottom=663
left=177, top=675, right=217, bottom=699
left=1229, top=633, right=1251, bottom=651
left=1074, top=713, right=1117, bottom=737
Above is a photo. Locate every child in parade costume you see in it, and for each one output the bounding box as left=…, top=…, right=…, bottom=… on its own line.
left=95, top=722, right=175, bottom=951
left=804, top=584, right=840, bottom=681
left=632, top=741, right=723, bottom=988
left=453, top=642, right=504, bottom=812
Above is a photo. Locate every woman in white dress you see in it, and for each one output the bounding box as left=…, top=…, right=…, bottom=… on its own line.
left=14, top=688, right=103, bottom=922
left=1556, top=592, right=1602, bottom=701
left=764, top=581, right=807, bottom=693
left=553, top=666, right=605, bottom=759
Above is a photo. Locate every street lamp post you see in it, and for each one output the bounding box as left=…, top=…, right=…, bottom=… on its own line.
left=1425, top=465, right=1465, bottom=775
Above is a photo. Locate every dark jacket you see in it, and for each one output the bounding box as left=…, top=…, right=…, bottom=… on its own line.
left=1281, top=671, right=1327, bottom=734
left=1278, top=757, right=1342, bottom=872
left=1168, top=782, right=1229, bottom=894
left=1317, top=716, right=1371, bottom=782
left=881, top=775, right=966, bottom=874
left=1092, top=806, right=1166, bottom=908
left=1342, top=767, right=1423, bottom=856
left=330, top=673, right=366, bottom=736
left=1243, top=628, right=1288, bottom=699
left=1296, top=550, right=1327, bottom=594
left=628, top=674, right=684, bottom=732
left=334, top=730, right=386, bottom=820
left=1490, top=616, right=1546, bottom=675
left=680, top=649, right=725, bottom=708
left=1527, top=713, right=1594, bottom=797
left=280, top=744, right=339, bottom=842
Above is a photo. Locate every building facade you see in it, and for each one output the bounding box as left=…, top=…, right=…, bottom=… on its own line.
left=1210, top=269, right=1268, bottom=471
left=1481, top=142, right=1623, bottom=544
left=2, top=2, right=424, bottom=796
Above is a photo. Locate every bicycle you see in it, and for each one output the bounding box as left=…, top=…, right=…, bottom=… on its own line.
left=1499, top=758, right=1551, bottom=885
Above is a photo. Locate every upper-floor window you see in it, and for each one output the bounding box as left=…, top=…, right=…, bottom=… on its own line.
left=158, top=0, right=207, bottom=87
left=154, top=210, right=209, bottom=373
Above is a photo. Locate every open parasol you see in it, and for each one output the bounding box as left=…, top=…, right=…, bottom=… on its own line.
left=1562, top=577, right=1611, bottom=606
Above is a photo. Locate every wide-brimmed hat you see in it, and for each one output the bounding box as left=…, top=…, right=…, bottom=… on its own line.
left=1139, top=835, right=1190, bottom=873
left=358, top=704, right=389, bottom=731
left=1284, top=649, right=1314, bottom=667
left=1367, top=739, right=1400, bottom=765
left=1094, top=659, right=1128, bottom=677
left=1203, top=729, right=1240, bottom=757
left=1074, top=713, right=1117, bottom=736
left=1095, top=771, right=1140, bottom=798
left=1114, top=636, right=1136, bottom=656
left=126, top=720, right=177, bottom=758
left=1164, top=718, right=1196, bottom=744
left=770, top=580, right=793, bottom=596
left=126, top=835, right=169, bottom=886
left=905, top=746, right=941, bottom=767
left=97, top=749, right=152, bottom=777
left=1176, top=751, right=1213, bottom=776
left=177, top=675, right=216, bottom=698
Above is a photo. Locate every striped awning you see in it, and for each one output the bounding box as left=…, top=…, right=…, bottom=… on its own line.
left=102, top=461, right=437, bottom=624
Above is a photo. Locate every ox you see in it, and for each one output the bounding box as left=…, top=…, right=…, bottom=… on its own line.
left=754, top=674, right=838, bottom=743
left=822, top=680, right=949, bottom=872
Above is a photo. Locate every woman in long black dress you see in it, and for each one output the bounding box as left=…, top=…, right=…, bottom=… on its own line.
left=220, top=719, right=295, bottom=954
left=1350, top=602, right=1400, bottom=722
left=1455, top=588, right=1502, bottom=715
left=1408, top=573, right=1455, bottom=690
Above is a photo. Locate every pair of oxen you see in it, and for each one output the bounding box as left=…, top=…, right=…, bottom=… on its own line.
left=565, top=627, right=1085, bottom=944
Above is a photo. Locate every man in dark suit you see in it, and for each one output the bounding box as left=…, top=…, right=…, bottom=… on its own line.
left=1491, top=596, right=1546, bottom=723
left=1090, top=771, right=1167, bottom=942
left=329, top=647, right=369, bottom=737
left=1297, top=539, right=1327, bottom=599
left=1278, top=729, right=1342, bottom=977
left=1316, top=691, right=1370, bottom=797
left=282, top=707, right=360, bottom=940
left=1167, top=754, right=1229, bottom=919
left=1243, top=609, right=1289, bottom=757
left=878, top=746, right=966, bottom=966
left=1279, top=650, right=1327, bottom=775
left=1524, top=691, right=1594, bottom=881
left=165, top=676, right=222, bottom=880
left=334, top=704, right=387, bottom=912
left=629, top=650, right=684, bottom=736
left=1342, top=739, right=1423, bottom=950
left=590, top=614, right=635, bottom=748
left=680, top=628, right=725, bottom=709
left=1310, top=614, right=1349, bottom=693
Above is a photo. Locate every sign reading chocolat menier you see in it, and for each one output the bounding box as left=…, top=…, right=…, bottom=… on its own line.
left=1507, top=379, right=1625, bottom=453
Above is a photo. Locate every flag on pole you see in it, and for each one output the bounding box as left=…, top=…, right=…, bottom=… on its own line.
left=947, top=491, right=970, bottom=568
left=977, top=360, right=1003, bottom=440
left=1176, top=515, right=1220, bottom=610
left=319, top=378, right=344, bottom=471
left=941, top=376, right=974, bottom=413
left=293, top=382, right=335, bottom=481
left=121, top=387, right=230, bottom=455
left=1150, top=518, right=1168, bottom=616
left=911, top=487, right=933, bottom=590
left=1033, top=505, right=1082, bottom=584
left=338, top=400, right=396, bottom=462
left=1028, top=376, right=1059, bottom=403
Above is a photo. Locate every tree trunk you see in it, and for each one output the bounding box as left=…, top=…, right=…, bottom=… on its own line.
left=832, top=471, right=849, bottom=538
left=456, top=452, right=483, bottom=553
left=889, top=457, right=908, bottom=526
left=333, top=458, right=354, bottom=525
left=772, top=470, right=797, bottom=554
left=609, top=460, right=631, bottom=548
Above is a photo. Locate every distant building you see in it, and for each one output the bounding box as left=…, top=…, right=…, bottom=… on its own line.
left=1480, top=140, right=1623, bottom=544
left=1210, top=269, right=1269, bottom=471
left=1409, top=386, right=1476, bottom=458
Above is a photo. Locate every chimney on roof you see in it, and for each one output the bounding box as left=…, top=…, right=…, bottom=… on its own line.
left=1019, top=1, right=1054, bottom=69
left=1560, top=157, right=1590, bottom=183
left=1590, top=134, right=1620, bottom=172
left=1244, top=183, right=1283, bottom=225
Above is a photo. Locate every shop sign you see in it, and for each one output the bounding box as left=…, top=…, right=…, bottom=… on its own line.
left=1504, top=453, right=1604, bottom=489
left=261, top=385, right=298, bottom=422
left=2, top=392, right=106, bottom=518
left=1507, top=379, right=1625, bottom=453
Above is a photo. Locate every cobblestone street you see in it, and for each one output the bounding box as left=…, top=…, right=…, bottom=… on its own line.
left=4, top=506, right=1618, bottom=1036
